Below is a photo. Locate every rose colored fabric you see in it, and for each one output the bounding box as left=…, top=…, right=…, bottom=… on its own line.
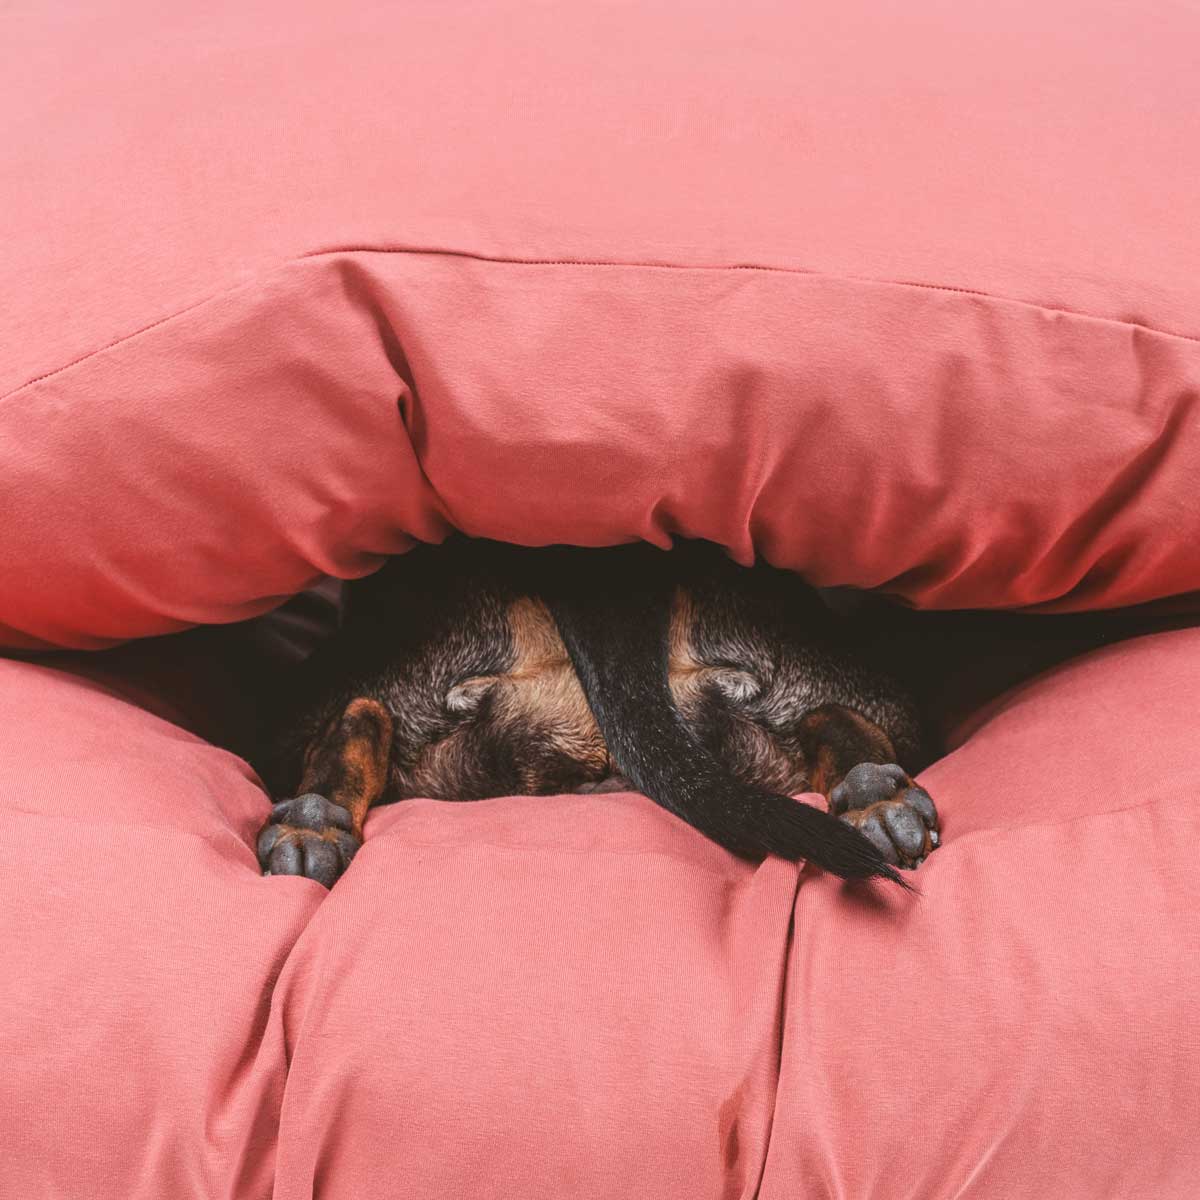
left=0, top=656, right=325, bottom=1199
left=6, top=626, right=1197, bottom=1198
left=761, top=628, right=1200, bottom=1199
left=5, top=0, right=1200, bottom=648
left=5, top=2, right=1199, bottom=1195
left=271, top=796, right=799, bottom=1200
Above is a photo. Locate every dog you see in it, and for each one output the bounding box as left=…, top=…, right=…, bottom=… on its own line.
left=254, top=539, right=941, bottom=889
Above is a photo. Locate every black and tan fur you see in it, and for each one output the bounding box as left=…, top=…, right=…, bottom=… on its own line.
left=255, top=539, right=940, bottom=888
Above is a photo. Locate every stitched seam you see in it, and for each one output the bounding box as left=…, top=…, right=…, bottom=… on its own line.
left=358, top=832, right=749, bottom=879
left=1, top=286, right=244, bottom=402
left=5, top=244, right=1199, bottom=403
left=298, top=242, right=1200, bottom=345
left=5, top=802, right=258, bottom=861
left=944, top=788, right=1189, bottom=846
left=365, top=787, right=1193, bottom=867
left=750, top=869, right=803, bottom=1199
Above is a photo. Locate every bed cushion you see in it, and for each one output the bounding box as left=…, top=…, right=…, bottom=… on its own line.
left=0, top=655, right=324, bottom=1199
left=8, top=622, right=1189, bottom=1197
left=762, top=626, right=1200, bottom=1199
left=263, top=626, right=1200, bottom=1199
left=5, top=2, right=1199, bottom=1196
left=5, top=0, right=1200, bottom=649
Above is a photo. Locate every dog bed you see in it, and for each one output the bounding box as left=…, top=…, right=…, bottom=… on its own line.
left=3, top=2, right=1199, bottom=1196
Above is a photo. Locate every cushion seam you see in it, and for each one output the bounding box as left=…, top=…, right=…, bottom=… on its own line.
left=4, top=802, right=262, bottom=864
left=300, top=243, right=1200, bottom=346
left=944, top=788, right=1188, bottom=846
left=750, top=869, right=804, bottom=1198
left=358, top=831, right=751, bottom=880
left=2, top=285, right=248, bottom=402
left=4, top=244, right=1198, bottom=403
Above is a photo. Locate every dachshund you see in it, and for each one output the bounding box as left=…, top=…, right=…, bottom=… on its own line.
left=254, top=539, right=941, bottom=889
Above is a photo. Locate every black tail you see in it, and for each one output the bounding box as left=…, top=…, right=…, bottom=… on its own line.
left=537, top=545, right=905, bottom=886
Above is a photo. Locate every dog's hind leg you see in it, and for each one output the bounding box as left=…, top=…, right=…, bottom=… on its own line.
left=255, top=697, right=393, bottom=887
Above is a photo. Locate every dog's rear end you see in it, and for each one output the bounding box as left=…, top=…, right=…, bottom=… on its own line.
left=255, top=540, right=939, bottom=887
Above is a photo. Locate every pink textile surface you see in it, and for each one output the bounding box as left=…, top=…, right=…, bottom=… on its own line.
left=0, top=657, right=322, bottom=1199
left=5, top=0, right=1200, bottom=648
left=4, top=1, right=1199, bottom=1194
left=4, top=624, right=1198, bottom=1198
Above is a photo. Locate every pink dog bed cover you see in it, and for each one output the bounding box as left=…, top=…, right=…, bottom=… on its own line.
left=3, top=1, right=1200, bottom=1196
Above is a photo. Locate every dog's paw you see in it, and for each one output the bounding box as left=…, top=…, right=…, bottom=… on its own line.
left=830, top=763, right=939, bottom=870
left=257, top=793, right=361, bottom=888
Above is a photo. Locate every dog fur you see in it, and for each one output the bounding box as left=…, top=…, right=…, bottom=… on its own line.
left=254, top=539, right=941, bottom=888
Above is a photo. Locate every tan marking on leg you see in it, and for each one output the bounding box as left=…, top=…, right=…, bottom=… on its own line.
left=667, top=589, right=709, bottom=716
left=296, top=697, right=393, bottom=836
left=797, top=704, right=897, bottom=801
left=807, top=742, right=838, bottom=796
left=665, top=588, right=805, bottom=792
left=503, top=597, right=608, bottom=783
